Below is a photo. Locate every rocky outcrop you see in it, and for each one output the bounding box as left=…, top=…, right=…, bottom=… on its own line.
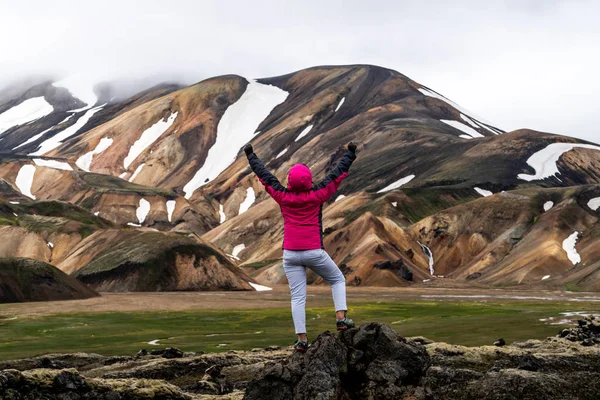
left=244, top=322, right=430, bottom=400
left=245, top=322, right=600, bottom=400
left=558, top=315, right=600, bottom=346
left=2, top=322, right=600, bottom=399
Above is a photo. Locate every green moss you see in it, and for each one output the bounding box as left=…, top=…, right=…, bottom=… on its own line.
left=79, top=172, right=174, bottom=197
left=0, top=299, right=597, bottom=360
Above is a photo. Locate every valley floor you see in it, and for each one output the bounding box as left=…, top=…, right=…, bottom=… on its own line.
left=1, top=286, right=599, bottom=361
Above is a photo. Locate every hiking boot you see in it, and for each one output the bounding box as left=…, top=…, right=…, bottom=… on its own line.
left=294, top=339, right=308, bottom=352
left=336, top=317, right=355, bottom=331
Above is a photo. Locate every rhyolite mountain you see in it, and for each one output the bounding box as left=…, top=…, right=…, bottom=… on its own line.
left=0, top=64, right=599, bottom=294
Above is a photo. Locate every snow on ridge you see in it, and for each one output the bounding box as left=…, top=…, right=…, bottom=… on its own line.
left=440, top=119, right=484, bottom=139
left=129, top=163, right=145, bottom=182
left=53, top=76, right=98, bottom=107
left=183, top=80, right=288, bottom=199
left=543, top=201, right=554, bottom=212
left=232, top=244, right=245, bottom=258
left=124, top=112, right=177, bottom=169
left=586, top=197, right=600, bottom=211
left=0, top=97, right=54, bottom=135
left=295, top=124, right=314, bottom=142
left=460, top=114, right=480, bottom=128
left=276, top=148, right=288, bottom=158
left=76, top=137, right=113, bottom=172
left=377, top=175, right=415, bottom=193
left=518, top=143, right=600, bottom=181
left=136, top=198, right=151, bottom=224
left=474, top=187, right=493, bottom=197
left=562, top=231, right=581, bottom=265
left=29, top=105, right=105, bottom=156
left=418, top=87, right=497, bottom=128
left=13, top=115, right=74, bottom=150
left=33, top=158, right=73, bottom=171
left=459, top=134, right=473, bottom=140
left=249, top=282, right=273, bottom=291
left=166, top=200, right=176, bottom=223
left=239, top=187, right=256, bottom=215
left=541, top=275, right=551, bottom=281
left=335, top=195, right=346, bottom=202
left=15, top=165, right=36, bottom=199
left=219, top=204, right=227, bottom=224
left=334, top=97, right=345, bottom=112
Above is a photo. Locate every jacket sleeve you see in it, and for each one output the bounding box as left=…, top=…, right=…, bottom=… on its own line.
left=313, top=150, right=356, bottom=204
left=247, top=152, right=287, bottom=204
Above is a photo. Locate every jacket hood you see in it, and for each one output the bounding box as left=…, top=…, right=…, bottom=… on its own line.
left=287, top=164, right=313, bottom=192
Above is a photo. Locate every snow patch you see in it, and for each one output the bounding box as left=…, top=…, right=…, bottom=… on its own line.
left=391, top=201, right=397, bottom=207
left=562, top=231, right=581, bottom=265
left=335, top=195, right=345, bottom=202
left=136, top=198, right=151, bottom=224
left=13, top=115, right=74, bottom=150
left=232, top=244, right=245, bottom=258
left=32, top=158, right=73, bottom=171
left=377, top=175, right=415, bottom=193
left=94, top=211, right=100, bottom=216
left=460, top=114, right=480, bottom=128
left=129, top=163, right=145, bottom=182
left=334, top=97, right=345, bottom=112
left=418, top=87, right=498, bottom=130
left=183, top=80, right=288, bottom=198
left=249, top=282, right=273, bottom=291
left=119, top=172, right=127, bottom=179
left=127, top=223, right=141, bottom=227
left=295, top=124, right=314, bottom=142
left=166, top=200, right=176, bottom=223
left=15, top=165, right=36, bottom=199
left=47, top=242, right=54, bottom=248
left=543, top=201, right=554, bottom=212
left=30, top=105, right=104, bottom=156
left=238, top=187, right=256, bottom=215
left=124, top=112, right=177, bottom=169
left=518, top=143, right=600, bottom=181
left=0, top=97, right=54, bottom=135
left=541, top=275, right=550, bottom=280
left=417, top=241, right=435, bottom=276
left=148, top=339, right=160, bottom=346
left=276, top=148, right=288, bottom=158
left=9, top=201, right=19, bottom=204
left=474, top=187, right=493, bottom=197
left=588, top=197, right=600, bottom=211
left=459, top=134, right=473, bottom=140
left=76, top=137, right=113, bottom=172
left=440, top=119, right=484, bottom=138
left=219, top=204, right=226, bottom=224
left=53, top=76, right=98, bottom=107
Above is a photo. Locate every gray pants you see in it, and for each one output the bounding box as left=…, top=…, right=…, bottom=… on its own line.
left=283, top=249, right=347, bottom=334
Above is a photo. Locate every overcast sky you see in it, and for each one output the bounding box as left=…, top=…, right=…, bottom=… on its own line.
left=1, top=0, right=598, bottom=142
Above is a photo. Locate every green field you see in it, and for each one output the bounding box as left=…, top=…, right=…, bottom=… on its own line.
left=1, top=300, right=596, bottom=361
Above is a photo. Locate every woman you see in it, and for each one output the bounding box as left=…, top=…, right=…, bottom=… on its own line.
left=244, top=142, right=358, bottom=352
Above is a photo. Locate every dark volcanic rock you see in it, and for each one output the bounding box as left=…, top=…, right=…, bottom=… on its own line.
left=557, top=316, right=600, bottom=345
left=244, top=322, right=430, bottom=400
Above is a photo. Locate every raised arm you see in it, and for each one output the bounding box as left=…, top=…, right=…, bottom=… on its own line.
left=244, top=144, right=287, bottom=204
left=313, top=142, right=357, bottom=203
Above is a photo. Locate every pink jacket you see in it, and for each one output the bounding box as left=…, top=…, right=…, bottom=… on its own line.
left=247, top=150, right=356, bottom=250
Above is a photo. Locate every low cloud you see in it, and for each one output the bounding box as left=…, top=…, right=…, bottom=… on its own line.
left=1, top=0, right=598, bottom=142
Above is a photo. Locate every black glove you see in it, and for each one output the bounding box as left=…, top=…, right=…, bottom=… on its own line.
left=244, top=144, right=253, bottom=156
left=348, top=142, right=357, bottom=153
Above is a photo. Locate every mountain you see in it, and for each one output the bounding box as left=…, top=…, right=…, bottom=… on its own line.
left=0, top=257, right=98, bottom=303
left=0, top=64, right=599, bottom=291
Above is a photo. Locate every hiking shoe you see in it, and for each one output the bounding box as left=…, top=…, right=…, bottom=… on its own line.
left=336, top=317, right=355, bottom=331
left=294, top=339, right=308, bottom=352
